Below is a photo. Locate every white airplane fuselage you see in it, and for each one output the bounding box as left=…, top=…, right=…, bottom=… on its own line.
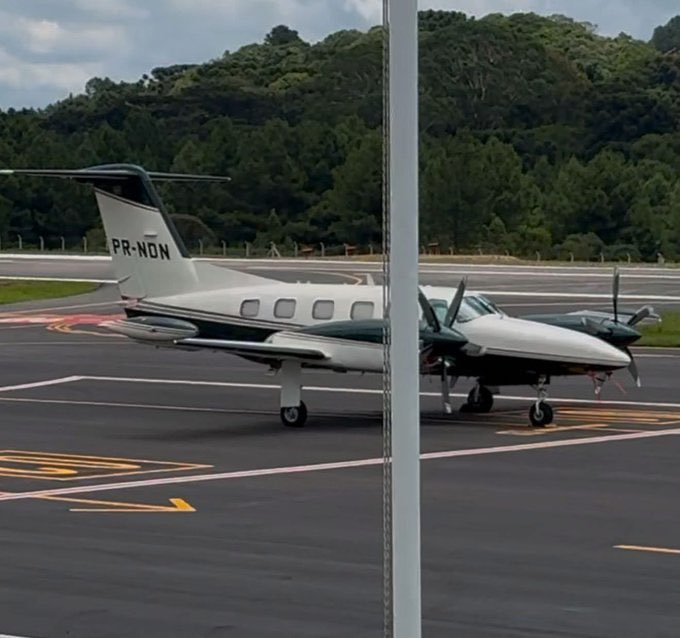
left=125, top=279, right=631, bottom=380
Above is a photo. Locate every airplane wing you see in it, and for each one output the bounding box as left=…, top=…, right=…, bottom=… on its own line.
left=178, top=337, right=328, bottom=363
left=567, top=308, right=660, bottom=325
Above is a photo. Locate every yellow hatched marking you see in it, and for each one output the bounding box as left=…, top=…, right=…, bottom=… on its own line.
left=0, top=450, right=211, bottom=481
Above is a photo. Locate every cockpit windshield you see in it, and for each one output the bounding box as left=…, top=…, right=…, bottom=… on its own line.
left=421, top=294, right=504, bottom=327
left=454, top=295, right=505, bottom=323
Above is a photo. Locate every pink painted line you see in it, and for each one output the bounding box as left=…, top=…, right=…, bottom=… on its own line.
left=1, top=426, right=680, bottom=504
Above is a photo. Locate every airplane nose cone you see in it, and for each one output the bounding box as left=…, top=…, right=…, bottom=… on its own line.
left=589, top=339, right=631, bottom=368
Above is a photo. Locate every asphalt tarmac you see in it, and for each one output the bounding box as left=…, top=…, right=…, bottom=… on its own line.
left=0, top=283, right=678, bottom=637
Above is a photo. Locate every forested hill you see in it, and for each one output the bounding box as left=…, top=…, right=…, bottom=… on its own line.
left=2, top=11, right=680, bottom=260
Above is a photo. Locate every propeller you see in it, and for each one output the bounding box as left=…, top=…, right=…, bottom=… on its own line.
left=444, top=277, right=467, bottom=328
left=418, top=288, right=441, bottom=333
left=419, top=286, right=467, bottom=414
left=624, top=347, right=641, bottom=388
left=612, top=267, right=620, bottom=324
left=626, top=304, right=657, bottom=327
left=610, top=267, right=658, bottom=326
left=609, top=267, right=651, bottom=386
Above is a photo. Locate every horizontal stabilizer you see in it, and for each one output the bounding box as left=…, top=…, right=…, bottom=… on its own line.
left=179, top=338, right=328, bottom=362
left=0, top=167, right=230, bottom=183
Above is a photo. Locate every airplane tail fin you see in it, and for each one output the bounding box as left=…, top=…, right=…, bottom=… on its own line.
left=0, top=164, right=260, bottom=299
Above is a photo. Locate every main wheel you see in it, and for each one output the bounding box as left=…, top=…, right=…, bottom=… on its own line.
left=462, top=386, right=494, bottom=413
left=529, top=402, right=554, bottom=427
left=280, top=401, right=308, bottom=428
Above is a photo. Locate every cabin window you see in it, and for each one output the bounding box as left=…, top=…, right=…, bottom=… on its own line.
left=351, top=301, right=374, bottom=320
left=240, top=299, right=260, bottom=318
left=312, top=300, right=334, bottom=320
left=274, top=298, right=296, bottom=319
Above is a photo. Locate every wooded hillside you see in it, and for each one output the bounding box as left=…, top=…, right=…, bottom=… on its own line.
left=1, top=12, right=680, bottom=260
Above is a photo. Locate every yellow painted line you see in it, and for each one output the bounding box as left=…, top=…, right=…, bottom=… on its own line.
left=599, top=428, right=648, bottom=434
left=497, top=423, right=608, bottom=436
left=615, top=544, right=680, bottom=556
left=0, top=450, right=211, bottom=481
left=39, top=495, right=195, bottom=513
left=558, top=412, right=662, bottom=421
left=559, top=408, right=680, bottom=419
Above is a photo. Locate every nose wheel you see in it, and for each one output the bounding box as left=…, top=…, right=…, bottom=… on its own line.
left=529, top=376, right=553, bottom=427
left=529, top=401, right=553, bottom=427
left=280, top=401, right=308, bottom=428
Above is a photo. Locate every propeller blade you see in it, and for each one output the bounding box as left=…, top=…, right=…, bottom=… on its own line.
left=444, top=277, right=468, bottom=328
left=418, top=289, right=441, bottom=333
left=625, top=347, right=641, bottom=388
left=613, top=267, right=620, bottom=324
left=627, top=305, right=657, bottom=326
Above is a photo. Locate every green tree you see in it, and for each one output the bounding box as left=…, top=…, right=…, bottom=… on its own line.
left=651, top=16, right=680, bottom=53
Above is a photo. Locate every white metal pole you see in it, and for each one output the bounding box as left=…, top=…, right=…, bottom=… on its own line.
left=388, top=0, right=421, bottom=635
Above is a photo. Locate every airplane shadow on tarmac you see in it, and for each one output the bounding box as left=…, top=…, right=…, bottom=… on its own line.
left=124, top=408, right=536, bottom=442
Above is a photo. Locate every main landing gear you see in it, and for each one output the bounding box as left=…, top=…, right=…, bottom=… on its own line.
left=529, top=376, right=554, bottom=427
left=278, top=361, right=308, bottom=428
left=460, top=383, right=494, bottom=414
left=459, top=377, right=555, bottom=427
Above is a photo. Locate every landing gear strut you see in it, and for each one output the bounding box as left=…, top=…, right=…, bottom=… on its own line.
left=279, top=361, right=307, bottom=428
left=460, top=383, right=494, bottom=413
left=529, top=376, right=553, bottom=427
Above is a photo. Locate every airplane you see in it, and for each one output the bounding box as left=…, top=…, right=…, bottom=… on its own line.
left=519, top=268, right=657, bottom=386
left=0, top=164, right=633, bottom=428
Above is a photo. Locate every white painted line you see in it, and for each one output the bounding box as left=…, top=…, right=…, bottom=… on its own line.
left=0, top=396, right=276, bottom=415
left=0, top=634, right=41, bottom=638
left=0, top=275, right=115, bottom=284
left=242, top=264, right=680, bottom=284
left=476, top=290, right=680, bottom=302
left=1, top=426, right=679, bottom=504
left=0, top=254, right=110, bottom=261
left=0, top=376, right=82, bottom=393
left=0, top=341, right=122, bottom=346
left=77, top=375, right=680, bottom=410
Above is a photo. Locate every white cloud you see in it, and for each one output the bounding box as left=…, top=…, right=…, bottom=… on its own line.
left=0, top=11, right=127, bottom=57
left=0, top=45, right=99, bottom=92
left=343, top=0, right=381, bottom=23
left=21, top=19, right=62, bottom=54
left=71, top=0, right=149, bottom=19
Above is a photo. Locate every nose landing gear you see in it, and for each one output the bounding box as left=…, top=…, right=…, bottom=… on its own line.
left=529, top=376, right=554, bottom=427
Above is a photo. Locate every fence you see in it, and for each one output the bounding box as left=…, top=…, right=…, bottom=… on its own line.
left=0, top=235, right=671, bottom=265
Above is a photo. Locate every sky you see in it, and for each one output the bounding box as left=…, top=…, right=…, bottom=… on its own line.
left=0, top=0, right=677, bottom=109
